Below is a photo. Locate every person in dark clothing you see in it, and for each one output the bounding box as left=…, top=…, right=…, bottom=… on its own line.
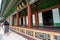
left=3, top=20, right=9, bottom=34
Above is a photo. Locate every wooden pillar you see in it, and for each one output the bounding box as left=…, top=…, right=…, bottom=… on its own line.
left=27, top=4, right=32, bottom=28
left=35, top=7, right=39, bottom=26
left=19, top=17, right=20, bottom=26
left=12, top=15, right=14, bottom=26
left=16, top=13, right=19, bottom=26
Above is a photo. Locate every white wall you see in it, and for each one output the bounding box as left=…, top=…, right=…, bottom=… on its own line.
left=38, top=12, right=43, bottom=26
left=52, top=8, right=60, bottom=26
left=32, top=14, right=35, bottom=26
left=52, top=8, right=60, bottom=23
left=10, top=15, right=12, bottom=24
left=19, top=18, right=21, bottom=25
left=26, top=16, right=28, bottom=25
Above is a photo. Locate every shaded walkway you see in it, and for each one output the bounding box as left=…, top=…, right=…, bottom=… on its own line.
left=0, top=26, right=27, bottom=40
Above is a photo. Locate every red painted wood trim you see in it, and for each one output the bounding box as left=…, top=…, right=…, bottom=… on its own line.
left=38, top=5, right=60, bottom=13
left=12, top=15, right=14, bottom=26
left=27, top=4, right=32, bottom=28
left=35, top=11, right=39, bottom=26
left=16, top=13, right=19, bottom=26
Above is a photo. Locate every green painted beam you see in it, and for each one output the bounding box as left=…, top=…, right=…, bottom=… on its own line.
left=38, top=0, right=58, bottom=11
left=31, top=0, right=58, bottom=14
left=4, top=0, right=59, bottom=18
left=4, top=0, right=20, bottom=18
left=2, top=0, right=11, bottom=15
left=1, top=0, right=7, bottom=15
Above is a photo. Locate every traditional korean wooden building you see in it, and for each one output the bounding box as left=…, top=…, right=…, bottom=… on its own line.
left=1, top=0, right=60, bottom=40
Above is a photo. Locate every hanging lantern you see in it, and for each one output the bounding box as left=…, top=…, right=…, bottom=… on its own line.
left=19, top=5, right=22, bottom=9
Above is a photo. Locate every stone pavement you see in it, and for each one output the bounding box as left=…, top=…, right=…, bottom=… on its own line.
left=0, top=26, right=27, bottom=40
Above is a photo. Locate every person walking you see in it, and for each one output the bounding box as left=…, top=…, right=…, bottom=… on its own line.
left=3, top=19, right=9, bottom=34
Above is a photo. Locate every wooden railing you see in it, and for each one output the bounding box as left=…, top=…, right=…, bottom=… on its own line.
left=10, top=26, right=60, bottom=40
